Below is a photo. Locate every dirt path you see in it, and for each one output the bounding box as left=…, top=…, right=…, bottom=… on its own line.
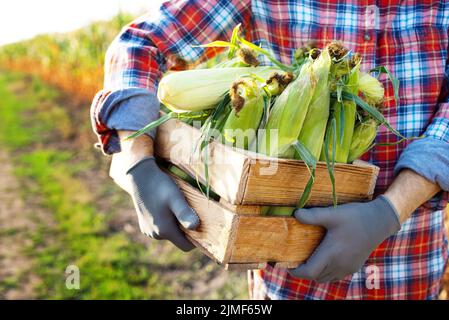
left=0, top=149, right=41, bottom=299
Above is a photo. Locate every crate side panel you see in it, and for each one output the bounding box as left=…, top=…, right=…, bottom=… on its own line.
left=228, top=216, right=324, bottom=264
left=171, top=175, right=237, bottom=263
left=243, top=159, right=378, bottom=206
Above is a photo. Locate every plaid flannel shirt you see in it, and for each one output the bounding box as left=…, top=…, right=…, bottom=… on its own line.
left=91, top=0, right=449, bottom=299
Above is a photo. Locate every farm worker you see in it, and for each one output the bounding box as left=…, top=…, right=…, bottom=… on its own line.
left=91, top=0, right=449, bottom=299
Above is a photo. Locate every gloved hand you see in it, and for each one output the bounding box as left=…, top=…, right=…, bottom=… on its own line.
left=126, top=156, right=200, bottom=251
left=290, top=195, right=401, bottom=283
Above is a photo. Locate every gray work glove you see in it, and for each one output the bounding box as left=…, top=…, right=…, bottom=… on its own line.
left=290, top=195, right=401, bottom=283
left=126, top=156, right=200, bottom=251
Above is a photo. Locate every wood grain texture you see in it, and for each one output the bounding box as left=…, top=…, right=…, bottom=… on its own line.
left=228, top=215, right=324, bottom=265
left=219, top=198, right=263, bottom=215
left=170, top=175, right=237, bottom=264
left=155, top=118, right=250, bottom=204
left=156, top=117, right=380, bottom=207
left=225, top=261, right=301, bottom=270
left=243, top=158, right=379, bottom=206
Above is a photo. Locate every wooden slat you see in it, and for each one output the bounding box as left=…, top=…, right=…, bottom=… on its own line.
left=219, top=198, right=263, bottom=215
left=225, top=261, right=301, bottom=270
left=227, top=215, right=324, bottom=264
left=170, top=175, right=237, bottom=264
left=242, top=158, right=379, bottom=206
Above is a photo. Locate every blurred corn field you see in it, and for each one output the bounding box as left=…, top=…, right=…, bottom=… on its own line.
left=0, top=12, right=133, bottom=102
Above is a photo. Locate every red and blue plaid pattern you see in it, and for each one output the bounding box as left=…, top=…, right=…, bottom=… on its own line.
left=91, top=0, right=449, bottom=299
left=250, top=207, right=448, bottom=300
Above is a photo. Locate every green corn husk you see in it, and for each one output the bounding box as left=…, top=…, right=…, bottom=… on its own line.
left=168, top=164, right=219, bottom=200
left=168, top=164, right=196, bottom=185
left=265, top=72, right=294, bottom=96
left=321, top=56, right=361, bottom=163
left=212, top=48, right=260, bottom=68
left=329, top=99, right=357, bottom=163
left=347, top=118, right=378, bottom=162
left=265, top=206, right=296, bottom=216
left=258, top=62, right=317, bottom=158
left=297, top=48, right=332, bottom=160
left=221, top=78, right=265, bottom=150
left=157, top=66, right=278, bottom=113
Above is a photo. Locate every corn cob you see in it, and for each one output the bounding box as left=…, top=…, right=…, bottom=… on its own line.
left=265, top=72, right=294, bottom=96
left=347, top=118, right=378, bottom=162
left=265, top=206, right=295, bottom=216
left=157, top=66, right=278, bottom=113
left=297, top=47, right=332, bottom=160
left=321, top=53, right=361, bottom=163
left=358, top=72, right=384, bottom=106
left=258, top=62, right=317, bottom=158
left=330, top=99, right=357, bottom=163
left=221, top=78, right=265, bottom=150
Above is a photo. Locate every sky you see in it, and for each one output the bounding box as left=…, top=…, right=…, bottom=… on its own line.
left=0, top=0, right=163, bottom=45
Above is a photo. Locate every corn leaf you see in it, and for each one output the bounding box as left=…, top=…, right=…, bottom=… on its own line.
left=298, top=169, right=316, bottom=208
left=339, top=91, right=405, bottom=139
left=292, top=141, right=316, bottom=207
left=375, top=135, right=423, bottom=147
left=195, top=41, right=238, bottom=48
left=259, top=95, right=271, bottom=130
left=196, top=93, right=231, bottom=198
left=338, top=102, right=345, bottom=146
left=203, top=142, right=210, bottom=198
left=336, top=81, right=344, bottom=102
left=125, top=112, right=174, bottom=140
left=228, top=24, right=241, bottom=59
left=292, top=141, right=317, bottom=170
left=324, top=116, right=337, bottom=206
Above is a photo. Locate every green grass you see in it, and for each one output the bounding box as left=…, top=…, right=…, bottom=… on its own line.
left=0, top=73, right=169, bottom=299
left=0, top=72, right=247, bottom=299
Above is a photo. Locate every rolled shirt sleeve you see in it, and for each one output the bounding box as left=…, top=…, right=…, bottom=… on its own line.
left=90, top=0, right=252, bottom=155
left=91, top=89, right=159, bottom=154
left=395, top=103, right=449, bottom=191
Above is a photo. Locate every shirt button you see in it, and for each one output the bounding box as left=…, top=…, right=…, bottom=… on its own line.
left=364, top=33, right=371, bottom=41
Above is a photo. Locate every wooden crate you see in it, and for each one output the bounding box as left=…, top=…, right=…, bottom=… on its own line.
left=155, top=117, right=380, bottom=207
left=170, top=173, right=325, bottom=270
left=109, top=148, right=324, bottom=269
